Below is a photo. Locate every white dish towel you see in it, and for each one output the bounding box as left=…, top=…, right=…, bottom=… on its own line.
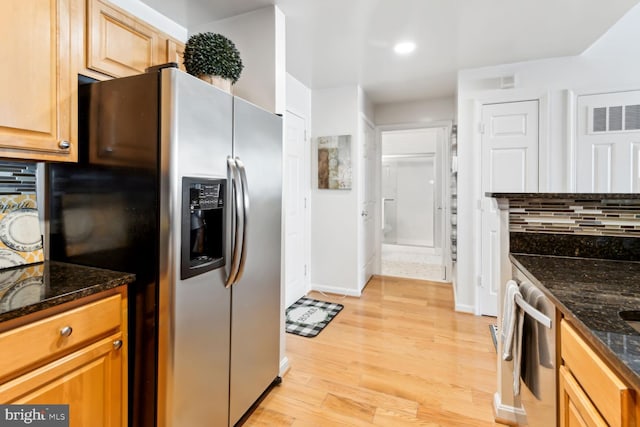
left=501, top=280, right=521, bottom=361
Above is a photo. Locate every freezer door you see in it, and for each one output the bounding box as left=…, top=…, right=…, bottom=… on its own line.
left=229, top=97, right=283, bottom=425
left=157, top=68, right=234, bottom=427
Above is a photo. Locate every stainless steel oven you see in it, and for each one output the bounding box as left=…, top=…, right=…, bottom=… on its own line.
left=512, top=265, right=557, bottom=427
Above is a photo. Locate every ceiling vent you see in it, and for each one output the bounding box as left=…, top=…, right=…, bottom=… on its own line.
left=499, top=75, right=516, bottom=89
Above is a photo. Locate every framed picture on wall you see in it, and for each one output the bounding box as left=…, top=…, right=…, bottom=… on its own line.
left=315, top=135, right=352, bottom=190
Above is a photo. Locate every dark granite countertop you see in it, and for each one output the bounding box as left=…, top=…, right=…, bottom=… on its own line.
left=0, top=261, right=135, bottom=323
left=487, top=192, right=640, bottom=199
left=510, top=253, right=640, bottom=390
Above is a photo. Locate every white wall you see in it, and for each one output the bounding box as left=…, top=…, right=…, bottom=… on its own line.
left=381, top=128, right=440, bottom=155
left=311, top=86, right=366, bottom=295
left=455, top=3, right=640, bottom=312
left=375, top=97, right=455, bottom=125
left=109, top=0, right=187, bottom=41
left=191, top=6, right=286, bottom=114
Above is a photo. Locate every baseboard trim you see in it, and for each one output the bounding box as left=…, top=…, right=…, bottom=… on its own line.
left=310, top=283, right=361, bottom=297
left=455, top=302, right=474, bottom=313
left=493, top=392, right=526, bottom=426
left=279, top=356, right=290, bottom=377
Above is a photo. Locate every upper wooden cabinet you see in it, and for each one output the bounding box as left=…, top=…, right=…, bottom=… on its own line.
left=0, top=0, right=77, bottom=162
left=166, top=38, right=186, bottom=71
left=86, top=0, right=185, bottom=78
left=0, top=0, right=184, bottom=163
left=87, top=0, right=161, bottom=77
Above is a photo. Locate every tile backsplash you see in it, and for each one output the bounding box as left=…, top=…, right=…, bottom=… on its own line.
left=0, top=161, right=37, bottom=195
left=508, top=198, right=640, bottom=237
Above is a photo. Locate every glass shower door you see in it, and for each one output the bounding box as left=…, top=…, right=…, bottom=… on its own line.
left=382, top=155, right=437, bottom=248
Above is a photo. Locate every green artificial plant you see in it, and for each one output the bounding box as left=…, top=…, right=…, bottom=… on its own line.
left=183, top=32, right=244, bottom=84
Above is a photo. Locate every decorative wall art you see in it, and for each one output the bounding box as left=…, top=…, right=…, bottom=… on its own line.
left=0, top=162, right=43, bottom=269
left=316, top=135, right=352, bottom=190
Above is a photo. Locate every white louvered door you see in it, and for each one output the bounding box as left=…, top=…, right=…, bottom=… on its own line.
left=577, top=90, right=640, bottom=192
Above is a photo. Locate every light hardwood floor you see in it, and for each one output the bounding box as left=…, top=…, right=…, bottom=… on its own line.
left=245, top=275, right=503, bottom=426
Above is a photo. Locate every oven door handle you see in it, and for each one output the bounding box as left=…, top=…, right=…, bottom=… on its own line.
left=515, top=294, right=552, bottom=329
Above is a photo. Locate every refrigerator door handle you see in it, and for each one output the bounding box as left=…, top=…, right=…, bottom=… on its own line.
left=225, top=157, right=244, bottom=288
left=234, top=157, right=250, bottom=283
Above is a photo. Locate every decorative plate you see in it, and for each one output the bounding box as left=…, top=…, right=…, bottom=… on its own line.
left=0, top=265, right=25, bottom=290
left=0, top=276, right=44, bottom=312
left=0, top=249, right=27, bottom=269
left=0, top=209, right=42, bottom=252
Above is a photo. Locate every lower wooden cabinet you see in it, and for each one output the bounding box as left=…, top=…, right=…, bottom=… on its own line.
left=560, top=320, right=635, bottom=427
left=0, top=288, right=127, bottom=427
left=0, top=334, right=124, bottom=426
left=560, top=365, right=608, bottom=427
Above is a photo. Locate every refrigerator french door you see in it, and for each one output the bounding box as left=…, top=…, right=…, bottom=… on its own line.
left=48, top=65, right=282, bottom=427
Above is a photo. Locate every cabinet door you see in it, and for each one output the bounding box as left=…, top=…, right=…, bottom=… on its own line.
left=559, top=366, right=607, bottom=427
left=87, top=0, right=161, bottom=77
left=0, top=334, right=126, bottom=427
left=0, top=0, right=76, bottom=162
left=561, top=321, right=634, bottom=427
left=166, top=39, right=186, bottom=71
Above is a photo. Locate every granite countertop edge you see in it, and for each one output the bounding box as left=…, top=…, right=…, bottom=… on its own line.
left=0, top=261, right=135, bottom=324
left=510, top=253, right=640, bottom=391
left=486, top=192, right=640, bottom=199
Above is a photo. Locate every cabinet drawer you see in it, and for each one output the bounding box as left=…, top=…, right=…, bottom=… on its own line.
left=0, top=294, right=122, bottom=381
left=561, top=320, right=633, bottom=427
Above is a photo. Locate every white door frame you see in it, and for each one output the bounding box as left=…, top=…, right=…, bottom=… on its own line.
left=283, top=110, right=311, bottom=307
left=359, top=114, right=377, bottom=289
left=376, top=120, right=453, bottom=280
left=470, top=90, right=550, bottom=315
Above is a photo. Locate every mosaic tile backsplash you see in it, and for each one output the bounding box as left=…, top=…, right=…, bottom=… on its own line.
left=509, top=198, right=640, bottom=237
left=0, top=161, right=36, bottom=195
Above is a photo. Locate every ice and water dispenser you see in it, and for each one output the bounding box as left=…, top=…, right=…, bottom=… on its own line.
left=181, top=177, right=226, bottom=279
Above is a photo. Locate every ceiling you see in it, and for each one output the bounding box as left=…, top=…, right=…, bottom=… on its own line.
left=140, top=0, right=640, bottom=105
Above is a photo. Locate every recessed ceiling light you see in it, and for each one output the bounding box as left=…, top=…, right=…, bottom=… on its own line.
left=394, top=41, right=416, bottom=55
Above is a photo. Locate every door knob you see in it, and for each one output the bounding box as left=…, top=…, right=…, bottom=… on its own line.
left=60, top=326, right=73, bottom=337
left=361, top=210, right=368, bottom=217
left=113, top=340, right=123, bottom=350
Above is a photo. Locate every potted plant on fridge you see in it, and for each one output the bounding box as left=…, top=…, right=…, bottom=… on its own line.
left=183, top=32, right=244, bottom=93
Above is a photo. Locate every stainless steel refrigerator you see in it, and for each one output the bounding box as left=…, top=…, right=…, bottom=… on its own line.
left=47, top=65, right=282, bottom=427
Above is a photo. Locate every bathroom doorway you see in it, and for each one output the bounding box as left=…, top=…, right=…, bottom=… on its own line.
left=380, top=126, right=447, bottom=281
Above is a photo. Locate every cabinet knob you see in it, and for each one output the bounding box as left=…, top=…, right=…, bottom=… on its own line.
left=58, top=140, right=70, bottom=150
left=113, top=340, right=123, bottom=350
left=59, top=326, right=73, bottom=337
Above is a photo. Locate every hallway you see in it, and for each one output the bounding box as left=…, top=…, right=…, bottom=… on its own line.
left=246, top=276, right=500, bottom=426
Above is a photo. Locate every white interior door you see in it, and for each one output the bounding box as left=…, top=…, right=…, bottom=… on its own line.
left=359, top=118, right=376, bottom=290
left=284, top=111, right=308, bottom=308
left=479, top=100, right=538, bottom=316
left=577, top=90, right=640, bottom=192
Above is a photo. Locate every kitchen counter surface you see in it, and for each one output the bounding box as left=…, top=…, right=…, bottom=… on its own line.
left=0, top=260, right=135, bottom=323
left=487, top=192, right=640, bottom=199
left=511, top=253, right=640, bottom=390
